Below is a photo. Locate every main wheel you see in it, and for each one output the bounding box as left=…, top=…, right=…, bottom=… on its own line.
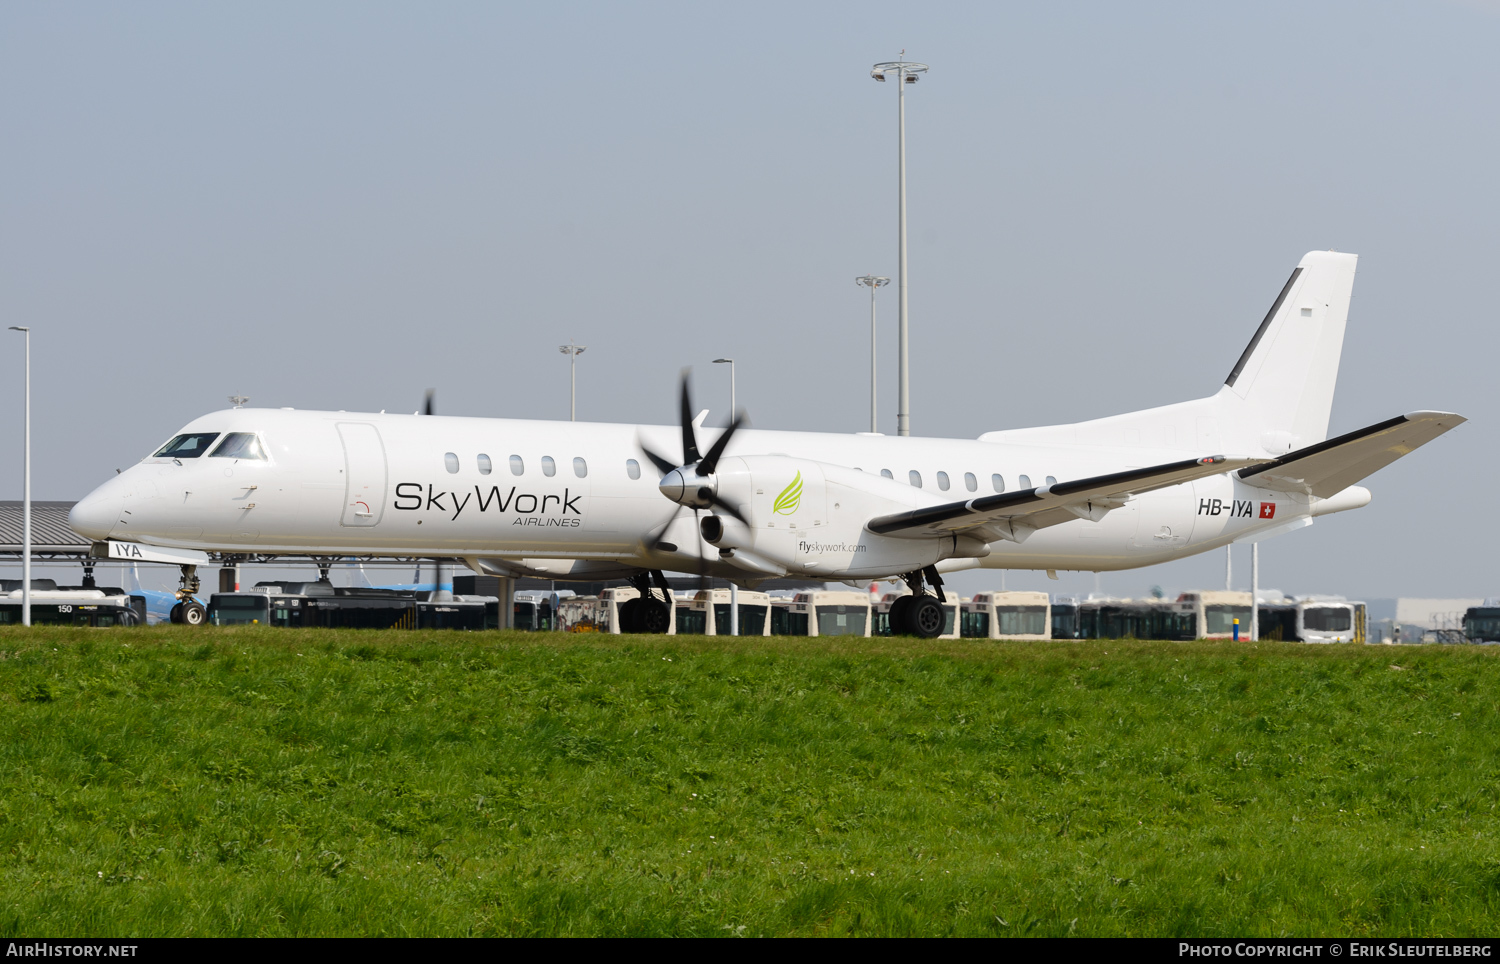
left=908, top=596, right=946, bottom=639
left=637, top=599, right=670, bottom=634
left=618, top=598, right=641, bottom=633
left=888, top=595, right=914, bottom=636
left=181, top=601, right=208, bottom=626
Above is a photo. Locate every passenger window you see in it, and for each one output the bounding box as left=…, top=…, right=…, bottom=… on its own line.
left=992, top=474, right=1005, bottom=493
left=444, top=452, right=460, bottom=474
left=509, top=455, right=524, bottom=476
left=626, top=459, right=641, bottom=480
left=541, top=456, right=556, bottom=477
left=1019, top=475, right=1032, bottom=489
left=909, top=470, right=922, bottom=488
left=573, top=457, right=588, bottom=478
left=154, top=433, right=219, bottom=459
left=209, top=433, right=266, bottom=460
left=936, top=471, right=950, bottom=491
left=880, top=469, right=893, bottom=480
left=964, top=472, right=977, bottom=492
left=477, top=454, right=492, bottom=476
left=1045, top=475, right=1057, bottom=486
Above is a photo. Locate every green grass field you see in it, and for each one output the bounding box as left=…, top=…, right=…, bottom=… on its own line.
left=0, top=626, right=1497, bottom=936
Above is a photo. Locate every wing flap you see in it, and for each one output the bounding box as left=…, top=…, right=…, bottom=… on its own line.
left=1237, top=411, right=1465, bottom=497
left=867, top=455, right=1263, bottom=538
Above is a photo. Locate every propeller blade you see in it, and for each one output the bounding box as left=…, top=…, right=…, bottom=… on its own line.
left=679, top=372, right=702, bottom=466
left=639, top=443, right=676, bottom=477
left=652, top=503, right=686, bottom=550
left=697, top=410, right=745, bottom=477
left=695, top=508, right=708, bottom=592
left=707, top=492, right=749, bottom=526
left=424, top=389, right=435, bottom=416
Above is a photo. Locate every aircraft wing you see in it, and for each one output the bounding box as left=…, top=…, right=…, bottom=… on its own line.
left=1236, top=411, right=1466, bottom=498
left=867, top=455, right=1263, bottom=541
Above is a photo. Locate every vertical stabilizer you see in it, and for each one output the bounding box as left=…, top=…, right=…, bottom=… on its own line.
left=978, top=251, right=1360, bottom=456
left=1219, top=250, right=1357, bottom=453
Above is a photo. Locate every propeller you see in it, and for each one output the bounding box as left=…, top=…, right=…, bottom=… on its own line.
left=639, top=371, right=750, bottom=525
left=638, top=371, right=751, bottom=581
left=424, top=389, right=435, bottom=416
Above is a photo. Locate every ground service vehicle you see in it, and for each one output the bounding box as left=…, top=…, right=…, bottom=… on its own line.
left=960, top=591, right=1051, bottom=640
left=673, top=588, right=772, bottom=635
left=207, top=582, right=495, bottom=629
left=770, top=591, right=871, bottom=637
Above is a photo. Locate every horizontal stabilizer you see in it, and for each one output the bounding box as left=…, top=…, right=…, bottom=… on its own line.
left=868, top=455, right=1263, bottom=539
left=1237, top=411, right=1466, bottom=498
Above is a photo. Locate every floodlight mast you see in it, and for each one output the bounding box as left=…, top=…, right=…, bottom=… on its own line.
left=7, top=327, right=29, bottom=626
left=871, top=55, right=927, bottom=437
left=712, top=358, right=738, bottom=636
left=855, top=276, right=889, bottom=433
left=559, top=340, right=587, bottom=421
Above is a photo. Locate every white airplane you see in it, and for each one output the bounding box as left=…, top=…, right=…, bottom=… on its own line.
left=70, top=251, right=1463, bottom=634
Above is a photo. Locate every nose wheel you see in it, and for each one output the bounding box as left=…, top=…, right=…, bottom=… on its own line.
left=170, top=600, right=208, bottom=625
left=168, top=564, right=206, bottom=626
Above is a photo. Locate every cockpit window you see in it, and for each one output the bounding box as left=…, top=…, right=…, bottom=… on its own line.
left=210, top=433, right=267, bottom=460
left=154, top=433, right=220, bottom=458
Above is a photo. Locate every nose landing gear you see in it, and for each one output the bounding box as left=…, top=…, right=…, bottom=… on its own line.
left=168, top=564, right=207, bottom=625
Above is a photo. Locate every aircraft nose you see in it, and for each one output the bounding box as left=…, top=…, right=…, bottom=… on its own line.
left=69, top=487, right=122, bottom=540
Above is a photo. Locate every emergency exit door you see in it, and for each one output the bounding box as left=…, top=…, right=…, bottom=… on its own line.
left=337, top=422, right=387, bottom=527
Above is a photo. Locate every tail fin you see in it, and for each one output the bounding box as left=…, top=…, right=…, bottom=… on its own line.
left=980, top=250, right=1359, bottom=456
left=1219, top=250, right=1357, bottom=453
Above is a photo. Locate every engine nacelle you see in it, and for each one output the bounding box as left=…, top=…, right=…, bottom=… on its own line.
left=700, top=455, right=990, bottom=579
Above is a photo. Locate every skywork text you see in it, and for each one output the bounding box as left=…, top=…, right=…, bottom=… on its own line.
left=393, top=484, right=583, bottom=521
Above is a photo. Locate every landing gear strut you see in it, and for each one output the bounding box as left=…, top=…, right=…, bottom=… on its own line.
left=168, top=564, right=207, bottom=626
left=891, top=566, right=948, bottom=639
left=621, top=571, right=672, bottom=634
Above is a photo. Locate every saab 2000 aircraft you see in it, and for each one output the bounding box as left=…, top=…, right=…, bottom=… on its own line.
left=70, top=251, right=1463, bottom=635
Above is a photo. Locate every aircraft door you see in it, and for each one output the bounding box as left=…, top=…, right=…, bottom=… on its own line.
left=337, top=422, right=387, bottom=527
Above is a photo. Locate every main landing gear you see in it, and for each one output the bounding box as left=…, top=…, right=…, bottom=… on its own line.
left=889, top=566, right=949, bottom=639
left=619, top=570, right=672, bottom=634
left=168, top=564, right=207, bottom=626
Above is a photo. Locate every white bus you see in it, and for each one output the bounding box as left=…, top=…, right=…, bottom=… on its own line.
left=670, top=588, right=773, bottom=636
left=874, top=591, right=961, bottom=638
left=771, top=590, right=871, bottom=637
left=513, top=590, right=574, bottom=631
left=1178, top=591, right=1254, bottom=640
left=1259, top=596, right=1367, bottom=644
left=594, top=586, right=676, bottom=635
left=960, top=591, right=1052, bottom=640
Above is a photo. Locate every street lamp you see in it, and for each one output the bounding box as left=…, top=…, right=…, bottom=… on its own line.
left=855, top=276, right=889, bottom=432
left=7, top=326, right=29, bottom=626
left=871, top=53, right=928, bottom=437
left=558, top=339, right=587, bottom=421
left=712, top=357, right=738, bottom=636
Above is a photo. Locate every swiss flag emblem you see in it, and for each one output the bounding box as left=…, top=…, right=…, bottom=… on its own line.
left=1259, top=502, right=1276, bottom=519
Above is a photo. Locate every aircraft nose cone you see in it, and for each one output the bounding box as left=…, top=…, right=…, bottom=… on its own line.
left=69, top=490, right=121, bottom=540
left=658, top=469, right=687, bottom=505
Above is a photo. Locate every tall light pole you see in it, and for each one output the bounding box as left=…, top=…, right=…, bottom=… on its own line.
left=871, top=54, right=927, bottom=437
left=855, top=275, right=888, bottom=432
left=1251, top=542, right=1260, bottom=642
left=558, top=339, right=586, bottom=421
left=7, top=326, right=30, bottom=626
left=712, top=357, right=738, bottom=636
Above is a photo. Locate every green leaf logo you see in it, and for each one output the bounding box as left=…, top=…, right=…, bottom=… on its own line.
left=773, top=472, right=803, bottom=515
